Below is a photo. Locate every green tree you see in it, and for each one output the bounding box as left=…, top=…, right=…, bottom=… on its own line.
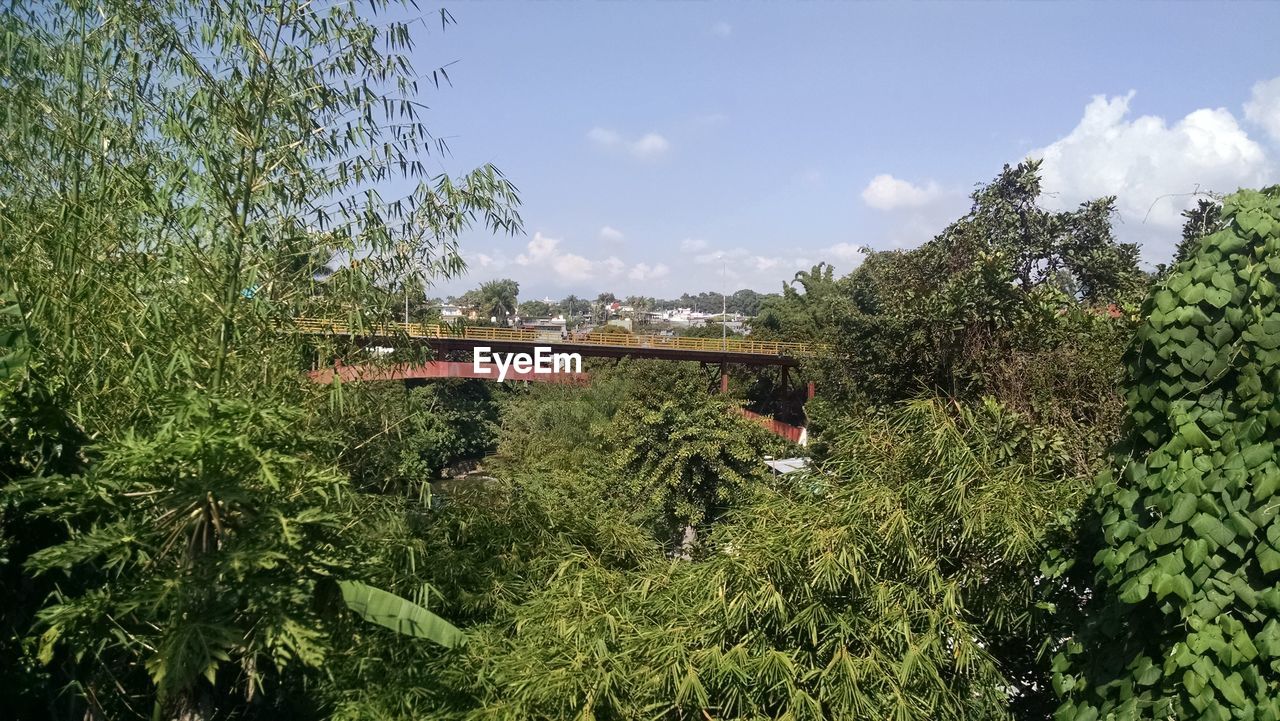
left=517, top=299, right=553, bottom=318
left=0, top=287, right=88, bottom=716
left=561, top=294, right=581, bottom=323
left=420, top=398, right=1085, bottom=720
left=799, top=162, right=1144, bottom=463
left=608, top=379, right=766, bottom=555
left=11, top=395, right=350, bottom=718
left=1052, top=188, right=1280, bottom=719
left=0, top=1, right=519, bottom=716
left=1173, top=197, right=1227, bottom=267
left=474, top=278, right=520, bottom=324
left=753, top=262, right=847, bottom=341
left=339, top=381, right=501, bottom=492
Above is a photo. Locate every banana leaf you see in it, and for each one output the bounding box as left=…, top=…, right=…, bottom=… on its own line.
left=338, top=580, right=465, bottom=648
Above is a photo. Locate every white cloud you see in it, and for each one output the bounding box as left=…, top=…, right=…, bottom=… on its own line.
left=629, top=133, right=670, bottom=158
left=586, top=127, right=621, bottom=147
left=1033, top=91, right=1272, bottom=255
left=628, top=262, right=670, bottom=281
left=602, top=256, right=626, bottom=276
left=861, top=174, right=943, bottom=210
left=1245, top=76, right=1280, bottom=143
left=472, top=252, right=494, bottom=268
left=694, top=248, right=737, bottom=265
left=587, top=127, right=671, bottom=159
left=710, top=21, right=732, bottom=37
left=552, top=254, right=593, bottom=281
left=599, top=226, right=625, bottom=243
left=516, top=232, right=595, bottom=282
left=692, top=246, right=816, bottom=279
left=680, top=238, right=708, bottom=252
left=825, top=243, right=866, bottom=262
left=752, top=256, right=782, bottom=272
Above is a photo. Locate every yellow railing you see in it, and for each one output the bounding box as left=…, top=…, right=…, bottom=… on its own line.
left=295, top=318, right=826, bottom=357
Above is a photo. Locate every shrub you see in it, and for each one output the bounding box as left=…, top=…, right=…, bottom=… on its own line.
left=1053, top=188, right=1280, bottom=719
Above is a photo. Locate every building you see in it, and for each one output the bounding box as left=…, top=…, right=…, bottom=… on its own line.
left=522, top=316, right=568, bottom=334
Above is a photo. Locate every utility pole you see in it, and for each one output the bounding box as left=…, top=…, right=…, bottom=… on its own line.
left=721, top=255, right=727, bottom=350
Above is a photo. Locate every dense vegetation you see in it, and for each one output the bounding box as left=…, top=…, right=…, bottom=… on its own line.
left=1054, top=189, right=1280, bottom=719
left=3, top=2, right=1279, bottom=721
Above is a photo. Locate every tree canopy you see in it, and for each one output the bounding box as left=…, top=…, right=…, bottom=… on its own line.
left=2, top=3, right=1275, bottom=720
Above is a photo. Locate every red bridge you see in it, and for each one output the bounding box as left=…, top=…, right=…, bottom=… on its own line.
left=300, top=318, right=812, bottom=443
left=296, top=318, right=823, bottom=367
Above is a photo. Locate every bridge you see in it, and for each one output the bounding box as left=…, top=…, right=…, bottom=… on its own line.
left=295, top=318, right=823, bottom=367
left=299, top=318, right=814, bottom=443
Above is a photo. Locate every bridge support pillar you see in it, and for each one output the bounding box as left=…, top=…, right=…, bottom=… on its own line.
left=719, top=363, right=729, bottom=394
left=807, top=381, right=815, bottom=400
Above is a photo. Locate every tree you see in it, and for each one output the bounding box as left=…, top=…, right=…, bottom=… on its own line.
left=418, top=398, right=1086, bottom=719
left=517, top=299, right=553, bottom=318
left=609, top=392, right=764, bottom=555
left=0, top=1, right=519, bottom=716
left=13, top=395, right=351, bottom=718
left=752, top=262, right=847, bottom=341
left=795, top=162, right=1144, bottom=463
left=1173, top=197, right=1227, bottom=267
left=335, top=381, right=501, bottom=494
left=1052, top=188, right=1280, bottom=719
left=475, top=278, right=520, bottom=323
left=562, top=294, right=581, bottom=321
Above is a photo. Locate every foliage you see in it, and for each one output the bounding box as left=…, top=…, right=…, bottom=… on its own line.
left=0, top=1, right=1244, bottom=716
left=609, top=386, right=767, bottom=552
left=334, top=381, right=501, bottom=494
left=493, top=363, right=635, bottom=472
left=338, top=580, right=464, bottom=648
left=0, top=0, right=520, bottom=427
left=459, top=279, right=520, bottom=323
left=9, top=395, right=348, bottom=715
left=1, top=285, right=88, bottom=717
left=1053, top=188, right=1280, bottom=720
left=753, top=262, right=848, bottom=342
left=0, top=1, right=521, bottom=717
left=1173, top=197, right=1228, bottom=268
left=782, top=162, right=1145, bottom=465
left=653, top=289, right=772, bottom=316
left=413, top=398, right=1085, bottom=720
left=592, top=323, right=634, bottom=336
left=517, top=299, right=554, bottom=318
left=312, top=464, right=661, bottom=719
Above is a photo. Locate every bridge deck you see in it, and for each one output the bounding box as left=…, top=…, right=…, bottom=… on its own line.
left=296, top=318, right=820, bottom=367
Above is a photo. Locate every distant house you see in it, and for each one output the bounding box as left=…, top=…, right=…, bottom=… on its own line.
left=523, top=316, right=567, bottom=334
left=437, top=304, right=481, bottom=321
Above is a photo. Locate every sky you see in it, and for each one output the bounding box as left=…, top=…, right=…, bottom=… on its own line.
left=398, top=1, right=1280, bottom=301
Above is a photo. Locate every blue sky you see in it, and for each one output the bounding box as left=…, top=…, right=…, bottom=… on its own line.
left=406, top=1, right=1280, bottom=301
